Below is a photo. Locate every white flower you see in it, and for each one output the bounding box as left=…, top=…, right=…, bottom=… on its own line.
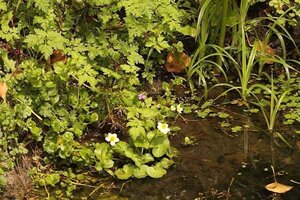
left=105, top=133, right=120, bottom=146
left=170, top=105, right=176, bottom=111
left=157, top=122, right=170, bottom=134
left=176, top=104, right=183, bottom=114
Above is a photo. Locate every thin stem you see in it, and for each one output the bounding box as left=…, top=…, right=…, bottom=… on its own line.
left=271, top=165, right=277, bottom=182
left=217, top=0, right=229, bottom=67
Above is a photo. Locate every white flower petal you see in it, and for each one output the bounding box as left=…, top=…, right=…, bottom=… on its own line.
left=162, top=127, right=170, bottom=134
left=157, top=122, right=170, bottom=134
left=105, top=133, right=120, bottom=145
left=110, top=141, right=116, bottom=146
left=176, top=105, right=183, bottom=113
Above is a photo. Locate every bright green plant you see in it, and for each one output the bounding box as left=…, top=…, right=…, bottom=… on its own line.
left=252, top=75, right=290, bottom=131
left=223, top=0, right=297, bottom=100
left=188, top=0, right=235, bottom=96
left=269, top=74, right=300, bottom=128
left=0, top=0, right=195, bottom=195
left=250, top=74, right=293, bottom=149
left=189, top=0, right=298, bottom=100
left=268, top=0, right=300, bottom=25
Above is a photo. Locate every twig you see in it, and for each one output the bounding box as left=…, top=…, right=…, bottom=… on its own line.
left=251, top=139, right=263, bottom=150
left=271, top=165, right=277, bottom=182
left=15, top=98, right=43, bottom=121
left=120, top=180, right=131, bottom=193
left=219, top=126, right=234, bottom=138
left=44, top=185, right=50, bottom=199
left=290, top=180, right=300, bottom=185
left=71, top=74, right=93, bottom=91
left=178, top=114, right=187, bottom=123
left=226, top=177, right=234, bottom=200
left=87, top=183, right=105, bottom=198
left=69, top=180, right=96, bottom=188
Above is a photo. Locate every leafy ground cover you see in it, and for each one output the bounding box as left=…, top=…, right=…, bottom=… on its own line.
left=1, top=0, right=300, bottom=199
left=0, top=0, right=196, bottom=198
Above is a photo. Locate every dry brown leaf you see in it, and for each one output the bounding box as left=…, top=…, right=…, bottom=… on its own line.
left=231, top=99, right=249, bottom=107
left=49, top=49, right=67, bottom=65
left=165, top=51, right=190, bottom=73
left=0, top=82, right=8, bottom=102
left=257, top=40, right=276, bottom=64
left=265, top=182, right=293, bottom=193
left=11, top=68, right=23, bottom=77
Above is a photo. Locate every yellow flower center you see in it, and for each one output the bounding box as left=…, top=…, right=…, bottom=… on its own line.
left=161, top=124, right=167, bottom=129
left=110, top=136, right=116, bottom=142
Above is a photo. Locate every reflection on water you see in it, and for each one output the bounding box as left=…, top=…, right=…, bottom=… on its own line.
left=111, top=115, right=300, bottom=200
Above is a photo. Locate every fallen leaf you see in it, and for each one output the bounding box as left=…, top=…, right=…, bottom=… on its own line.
left=231, top=99, right=249, bottom=106
left=257, top=40, right=276, bottom=64
left=11, top=68, right=23, bottom=77
left=265, top=182, right=293, bottom=193
left=49, top=49, right=67, bottom=65
left=0, top=82, right=8, bottom=102
left=165, top=51, right=190, bottom=73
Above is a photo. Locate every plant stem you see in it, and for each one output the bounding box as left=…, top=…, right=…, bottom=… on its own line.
left=217, top=0, right=229, bottom=67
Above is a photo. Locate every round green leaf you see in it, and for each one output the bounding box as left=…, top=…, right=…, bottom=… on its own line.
left=0, top=175, right=7, bottom=186
left=90, top=113, right=99, bottom=122
left=133, top=165, right=148, bottom=178
left=146, top=166, right=167, bottom=178
left=114, top=164, right=134, bottom=180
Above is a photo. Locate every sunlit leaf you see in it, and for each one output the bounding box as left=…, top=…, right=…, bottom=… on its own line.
left=257, top=40, right=276, bottom=64
left=114, top=164, right=134, bottom=180
left=0, top=82, right=8, bottom=102
left=165, top=51, right=190, bottom=73
left=133, top=165, right=148, bottom=178
left=45, top=173, right=60, bottom=187
left=146, top=165, right=167, bottom=178
left=0, top=175, right=7, bottom=186
left=231, top=99, right=248, bottom=106
left=265, top=182, right=293, bottom=193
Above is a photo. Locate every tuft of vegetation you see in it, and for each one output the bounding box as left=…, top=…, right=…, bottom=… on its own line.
left=1, top=0, right=300, bottom=198
left=0, top=0, right=195, bottom=198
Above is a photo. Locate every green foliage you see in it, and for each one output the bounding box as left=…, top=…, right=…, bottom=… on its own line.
left=0, top=130, right=28, bottom=190
left=252, top=75, right=290, bottom=131
left=267, top=0, right=300, bottom=25
left=272, top=74, right=300, bottom=127
left=0, top=0, right=194, bottom=195
left=189, top=0, right=299, bottom=101
left=231, top=125, right=242, bottom=133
